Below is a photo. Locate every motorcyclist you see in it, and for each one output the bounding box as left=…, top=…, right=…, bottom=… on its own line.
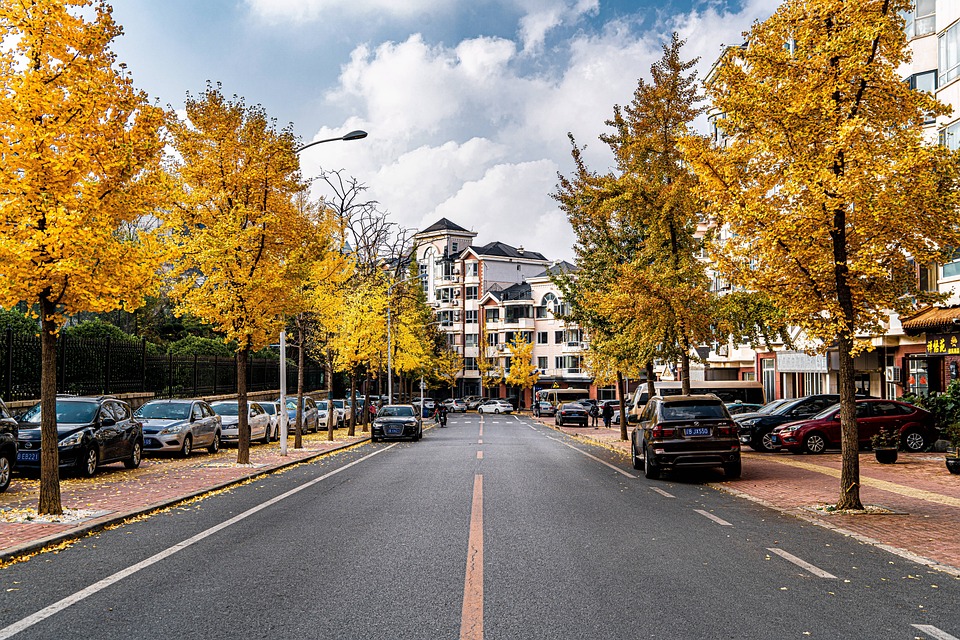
left=435, top=403, right=448, bottom=427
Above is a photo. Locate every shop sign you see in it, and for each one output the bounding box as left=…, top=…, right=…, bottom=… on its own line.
left=926, top=333, right=960, bottom=356
left=776, top=351, right=827, bottom=373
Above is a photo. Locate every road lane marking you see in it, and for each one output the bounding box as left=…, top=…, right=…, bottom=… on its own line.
left=460, top=474, right=484, bottom=640
left=477, top=451, right=483, bottom=459
left=479, top=423, right=483, bottom=437
left=694, top=509, right=732, bottom=526
left=546, top=436, right=636, bottom=478
left=912, top=625, right=960, bottom=640
left=767, top=548, right=837, bottom=579
left=651, top=487, right=675, bottom=498
left=0, top=444, right=398, bottom=640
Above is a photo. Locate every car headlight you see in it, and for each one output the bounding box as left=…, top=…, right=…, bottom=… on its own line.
left=779, top=425, right=800, bottom=433
left=59, top=432, right=83, bottom=447
left=405, top=421, right=417, bottom=428
left=740, top=418, right=760, bottom=427
left=159, top=424, right=185, bottom=435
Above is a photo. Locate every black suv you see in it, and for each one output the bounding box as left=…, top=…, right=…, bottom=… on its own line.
left=17, top=395, right=143, bottom=477
left=735, top=394, right=841, bottom=452
left=0, top=397, right=17, bottom=492
left=631, top=395, right=741, bottom=479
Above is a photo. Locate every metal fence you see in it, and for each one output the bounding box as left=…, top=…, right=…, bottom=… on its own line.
left=1, top=329, right=324, bottom=402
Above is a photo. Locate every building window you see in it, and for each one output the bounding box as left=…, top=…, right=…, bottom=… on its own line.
left=466, top=286, right=478, bottom=300
left=537, top=331, right=548, bottom=344
left=941, top=120, right=960, bottom=152
left=906, top=0, right=936, bottom=39
left=535, top=306, right=547, bottom=318
left=464, top=310, right=478, bottom=324
left=538, top=357, right=548, bottom=370
left=465, top=357, right=477, bottom=371
left=485, top=309, right=500, bottom=323
left=943, top=249, right=960, bottom=278
left=554, top=330, right=564, bottom=344
left=554, top=356, right=563, bottom=369
left=465, top=334, right=478, bottom=347
left=908, top=357, right=930, bottom=395
left=505, top=305, right=531, bottom=323
left=452, top=242, right=459, bottom=253
left=939, top=21, right=959, bottom=87
left=466, top=262, right=478, bottom=277
left=761, top=358, right=776, bottom=402
left=487, top=333, right=499, bottom=345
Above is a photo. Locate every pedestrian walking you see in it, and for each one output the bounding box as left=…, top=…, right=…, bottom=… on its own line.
left=602, top=401, right=613, bottom=429
left=589, top=402, right=600, bottom=428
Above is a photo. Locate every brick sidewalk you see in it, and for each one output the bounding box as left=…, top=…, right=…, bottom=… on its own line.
left=537, top=414, right=960, bottom=577
left=0, top=430, right=369, bottom=561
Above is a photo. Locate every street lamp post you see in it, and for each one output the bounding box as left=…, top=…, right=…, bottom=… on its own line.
left=278, top=129, right=367, bottom=455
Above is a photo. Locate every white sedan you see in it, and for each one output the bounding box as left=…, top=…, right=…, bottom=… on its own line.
left=477, top=399, right=514, bottom=414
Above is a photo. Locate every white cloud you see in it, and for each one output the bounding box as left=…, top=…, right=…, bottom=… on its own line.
left=517, top=0, right=600, bottom=52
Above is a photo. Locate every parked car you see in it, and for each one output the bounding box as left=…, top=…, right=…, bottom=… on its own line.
left=0, top=397, right=18, bottom=492
left=280, top=396, right=319, bottom=434
left=477, top=399, right=513, bottom=414
left=371, top=404, right=422, bottom=442
left=533, top=400, right=555, bottom=418
left=210, top=400, right=272, bottom=445
left=772, top=399, right=937, bottom=454
left=463, top=396, right=483, bottom=410
left=260, top=401, right=282, bottom=435
left=631, top=394, right=741, bottom=479
left=725, top=401, right=764, bottom=416
left=555, top=402, right=589, bottom=427
left=332, top=399, right=354, bottom=425
left=442, top=398, right=467, bottom=412
left=735, top=395, right=842, bottom=452
left=136, top=399, right=222, bottom=457
left=16, top=395, right=143, bottom=477
left=316, top=399, right=344, bottom=429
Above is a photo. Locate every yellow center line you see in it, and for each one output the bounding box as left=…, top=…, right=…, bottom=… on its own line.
left=460, top=474, right=484, bottom=640
left=766, top=457, right=960, bottom=508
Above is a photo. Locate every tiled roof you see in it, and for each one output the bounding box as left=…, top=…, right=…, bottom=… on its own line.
left=417, top=218, right=472, bottom=235
left=472, top=241, right=547, bottom=261
left=532, top=260, right=577, bottom=278
left=901, top=305, right=960, bottom=333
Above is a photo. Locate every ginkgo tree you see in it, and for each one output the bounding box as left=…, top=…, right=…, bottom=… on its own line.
left=505, top=335, right=539, bottom=409
left=0, top=0, right=168, bottom=514
left=683, top=0, right=960, bottom=510
left=165, top=85, right=307, bottom=465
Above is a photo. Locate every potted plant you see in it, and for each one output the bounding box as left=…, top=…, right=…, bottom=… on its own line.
left=871, top=427, right=900, bottom=464
left=943, top=423, right=960, bottom=475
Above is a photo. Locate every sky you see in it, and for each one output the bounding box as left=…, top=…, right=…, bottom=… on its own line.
left=109, top=0, right=782, bottom=263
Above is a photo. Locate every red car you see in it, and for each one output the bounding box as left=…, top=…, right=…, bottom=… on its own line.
left=772, top=399, right=937, bottom=454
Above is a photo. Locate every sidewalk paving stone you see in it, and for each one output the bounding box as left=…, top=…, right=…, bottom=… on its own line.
left=0, top=430, right=369, bottom=561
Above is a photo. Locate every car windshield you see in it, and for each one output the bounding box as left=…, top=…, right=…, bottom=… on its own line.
left=135, top=402, right=191, bottom=420
left=333, top=400, right=345, bottom=409
left=284, top=399, right=299, bottom=409
left=261, top=404, right=277, bottom=415
left=379, top=406, right=415, bottom=418
left=812, top=403, right=841, bottom=420
left=660, top=402, right=727, bottom=420
left=316, top=400, right=328, bottom=410
left=21, top=400, right=98, bottom=424
left=210, top=402, right=239, bottom=416
left=759, top=399, right=792, bottom=415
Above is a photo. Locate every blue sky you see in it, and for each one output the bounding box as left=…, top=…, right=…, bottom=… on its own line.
left=110, top=0, right=780, bottom=261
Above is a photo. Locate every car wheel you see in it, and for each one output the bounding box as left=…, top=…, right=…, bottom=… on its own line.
left=631, top=440, right=642, bottom=470
left=902, top=429, right=927, bottom=452
left=803, top=432, right=827, bottom=454
left=261, top=425, right=271, bottom=445
left=179, top=434, right=193, bottom=458
left=0, top=454, right=11, bottom=493
left=207, top=431, right=221, bottom=454
left=124, top=441, right=142, bottom=469
left=759, top=432, right=780, bottom=453
left=723, top=458, right=742, bottom=479
left=495, top=408, right=500, bottom=414
left=643, top=444, right=660, bottom=480
left=79, top=447, right=99, bottom=477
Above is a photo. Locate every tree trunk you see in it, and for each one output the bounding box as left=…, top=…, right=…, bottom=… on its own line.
left=835, top=334, right=862, bottom=509
left=37, top=293, right=62, bottom=515
left=617, top=370, right=627, bottom=441
left=347, top=370, right=357, bottom=437
left=679, top=338, right=691, bottom=395
left=236, top=347, right=251, bottom=465
left=326, top=347, right=335, bottom=441
left=645, top=361, right=656, bottom=400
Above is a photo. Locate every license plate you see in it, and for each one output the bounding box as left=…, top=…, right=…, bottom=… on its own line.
left=684, top=427, right=710, bottom=437
left=17, top=451, right=39, bottom=462
left=769, top=434, right=779, bottom=444
left=387, top=428, right=401, bottom=435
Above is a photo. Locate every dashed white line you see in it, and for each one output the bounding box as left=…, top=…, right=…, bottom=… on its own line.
left=767, top=547, right=837, bottom=579
left=650, top=487, right=675, bottom=498
left=694, top=509, right=733, bottom=526
left=0, top=444, right=398, bottom=640
left=546, top=436, right=636, bottom=478
left=912, top=624, right=960, bottom=640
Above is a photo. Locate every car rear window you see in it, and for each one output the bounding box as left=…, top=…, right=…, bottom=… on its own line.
left=660, top=402, right=727, bottom=420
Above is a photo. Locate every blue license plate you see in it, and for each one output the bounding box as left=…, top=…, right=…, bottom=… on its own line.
left=769, top=434, right=779, bottom=444
left=387, top=428, right=401, bottom=435
left=684, top=427, right=710, bottom=437
left=17, top=451, right=39, bottom=462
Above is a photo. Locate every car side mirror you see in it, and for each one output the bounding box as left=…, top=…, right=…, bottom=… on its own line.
left=100, top=417, right=116, bottom=427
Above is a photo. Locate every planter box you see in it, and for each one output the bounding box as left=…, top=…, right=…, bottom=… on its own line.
left=874, top=448, right=898, bottom=464
left=946, top=456, right=960, bottom=475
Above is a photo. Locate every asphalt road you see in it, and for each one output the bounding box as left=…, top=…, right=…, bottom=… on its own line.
left=0, top=412, right=958, bottom=639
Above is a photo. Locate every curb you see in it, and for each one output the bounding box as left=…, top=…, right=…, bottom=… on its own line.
left=1, top=437, right=369, bottom=564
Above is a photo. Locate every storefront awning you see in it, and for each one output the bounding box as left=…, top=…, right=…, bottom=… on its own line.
left=901, top=305, right=960, bottom=334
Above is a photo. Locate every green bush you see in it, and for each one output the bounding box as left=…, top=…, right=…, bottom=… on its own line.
left=0, top=308, right=38, bottom=336
left=166, top=335, right=233, bottom=358
left=62, top=318, right=138, bottom=342
left=901, top=379, right=960, bottom=446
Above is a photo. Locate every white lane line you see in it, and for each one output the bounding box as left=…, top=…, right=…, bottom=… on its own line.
left=912, top=625, right=960, bottom=640
left=766, top=547, right=837, bottom=579
left=694, top=509, right=733, bottom=526
left=0, top=444, right=398, bottom=640
left=650, top=487, right=675, bottom=498
left=546, top=435, right=636, bottom=478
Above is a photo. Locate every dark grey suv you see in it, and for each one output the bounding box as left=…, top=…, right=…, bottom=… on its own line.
left=0, top=398, right=17, bottom=492
left=631, top=395, right=741, bottom=479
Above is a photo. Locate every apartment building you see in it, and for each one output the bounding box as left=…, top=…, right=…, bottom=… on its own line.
left=412, top=219, right=590, bottom=404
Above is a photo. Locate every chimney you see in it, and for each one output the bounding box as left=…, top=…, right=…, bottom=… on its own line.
left=517, top=245, right=524, bottom=255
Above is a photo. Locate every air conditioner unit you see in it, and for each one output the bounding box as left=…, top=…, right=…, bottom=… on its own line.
left=453, top=289, right=461, bottom=297
left=497, top=344, right=505, bottom=351
left=885, top=366, right=902, bottom=383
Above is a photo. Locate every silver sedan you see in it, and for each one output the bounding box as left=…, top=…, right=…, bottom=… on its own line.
left=137, top=399, right=222, bottom=457
left=210, top=400, right=272, bottom=445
